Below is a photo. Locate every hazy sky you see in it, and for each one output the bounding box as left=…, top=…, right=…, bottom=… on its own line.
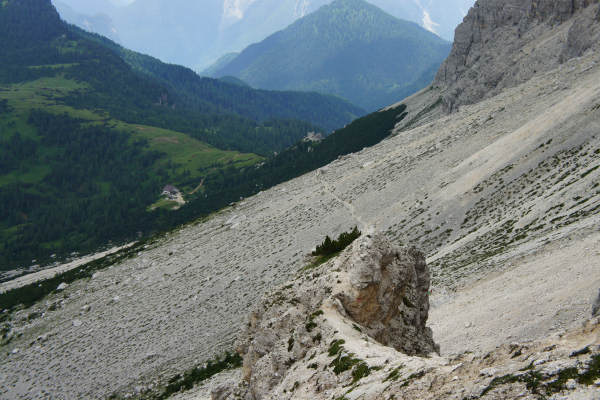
left=53, top=0, right=476, bottom=70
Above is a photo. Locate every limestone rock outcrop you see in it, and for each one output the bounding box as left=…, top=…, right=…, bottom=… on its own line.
left=214, top=234, right=600, bottom=400
left=434, top=0, right=600, bottom=111
left=233, top=233, right=437, bottom=399
left=334, top=239, right=436, bottom=356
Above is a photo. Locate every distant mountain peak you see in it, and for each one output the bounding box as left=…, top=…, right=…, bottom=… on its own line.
left=53, top=0, right=475, bottom=70
left=208, top=0, right=451, bottom=111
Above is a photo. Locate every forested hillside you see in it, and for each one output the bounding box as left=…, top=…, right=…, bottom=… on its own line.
left=0, top=0, right=396, bottom=273
left=0, top=0, right=364, bottom=272
left=76, top=28, right=364, bottom=133
left=207, top=0, right=451, bottom=111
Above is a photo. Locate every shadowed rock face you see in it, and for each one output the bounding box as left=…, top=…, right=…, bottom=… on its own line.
left=435, top=0, right=600, bottom=111
left=235, top=234, right=437, bottom=399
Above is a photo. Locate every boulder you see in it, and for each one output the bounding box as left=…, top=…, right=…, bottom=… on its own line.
left=235, top=233, right=437, bottom=399
left=335, top=236, right=437, bottom=356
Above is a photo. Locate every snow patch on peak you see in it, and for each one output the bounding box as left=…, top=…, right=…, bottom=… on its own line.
left=411, top=0, right=440, bottom=35
left=223, top=0, right=258, bottom=20
left=294, top=0, right=310, bottom=18
left=422, top=10, right=440, bottom=34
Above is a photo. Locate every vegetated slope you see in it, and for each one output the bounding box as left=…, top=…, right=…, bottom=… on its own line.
left=77, top=28, right=364, bottom=133
left=207, top=0, right=451, bottom=111
left=2, top=1, right=600, bottom=399
left=0, top=0, right=362, bottom=272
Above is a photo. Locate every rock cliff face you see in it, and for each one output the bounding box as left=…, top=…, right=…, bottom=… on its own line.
left=232, top=234, right=437, bottom=399
left=435, top=0, right=600, bottom=111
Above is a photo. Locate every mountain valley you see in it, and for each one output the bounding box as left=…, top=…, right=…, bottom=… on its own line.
left=1, top=0, right=600, bottom=400
left=0, top=0, right=600, bottom=399
left=0, top=0, right=363, bottom=273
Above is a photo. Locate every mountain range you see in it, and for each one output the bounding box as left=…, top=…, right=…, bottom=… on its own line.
left=52, top=0, right=474, bottom=70
left=0, top=0, right=363, bottom=271
left=206, top=0, right=451, bottom=111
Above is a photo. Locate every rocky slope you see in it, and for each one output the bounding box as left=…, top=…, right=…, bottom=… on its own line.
left=228, top=234, right=437, bottom=399
left=1, top=0, right=600, bottom=399
left=212, top=235, right=600, bottom=400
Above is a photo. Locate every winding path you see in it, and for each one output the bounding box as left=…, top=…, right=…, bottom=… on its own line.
left=316, top=170, right=371, bottom=232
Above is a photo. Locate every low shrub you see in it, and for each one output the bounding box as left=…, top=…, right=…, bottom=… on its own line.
left=313, top=227, right=361, bottom=257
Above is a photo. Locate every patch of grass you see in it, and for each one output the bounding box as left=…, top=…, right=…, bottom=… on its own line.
left=305, top=321, right=317, bottom=332
left=302, top=251, right=341, bottom=271
left=327, top=339, right=369, bottom=378
left=578, top=354, right=600, bottom=385
left=384, top=365, right=404, bottom=382
left=111, top=352, right=242, bottom=399
left=312, top=333, right=322, bottom=343
left=305, top=309, right=324, bottom=332
left=351, top=362, right=371, bottom=383
left=328, top=339, right=346, bottom=357
left=155, top=352, right=242, bottom=400
left=330, top=353, right=360, bottom=375
left=545, top=368, right=579, bottom=394
left=400, top=370, right=426, bottom=387
left=148, top=198, right=180, bottom=211
left=115, top=120, right=262, bottom=192
left=480, top=357, right=600, bottom=398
